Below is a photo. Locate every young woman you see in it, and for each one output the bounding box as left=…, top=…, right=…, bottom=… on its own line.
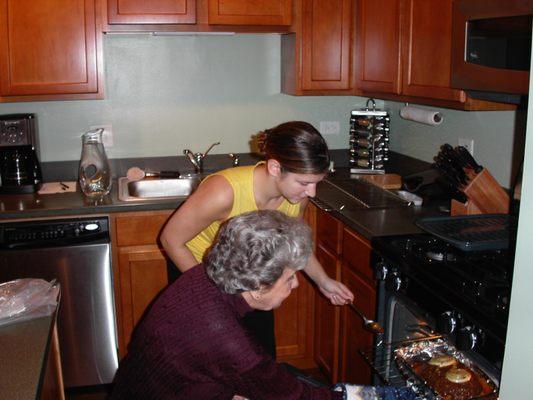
left=160, top=121, right=354, bottom=355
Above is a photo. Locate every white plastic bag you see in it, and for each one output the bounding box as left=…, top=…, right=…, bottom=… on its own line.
left=0, top=278, right=59, bottom=327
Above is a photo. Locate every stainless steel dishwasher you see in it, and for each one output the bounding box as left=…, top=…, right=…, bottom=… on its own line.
left=0, top=216, right=118, bottom=388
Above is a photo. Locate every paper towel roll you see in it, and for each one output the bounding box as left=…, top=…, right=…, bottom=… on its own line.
left=400, top=106, right=443, bottom=126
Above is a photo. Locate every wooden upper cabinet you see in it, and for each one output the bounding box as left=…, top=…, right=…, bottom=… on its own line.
left=108, top=0, right=196, bottom=24
left=281, top=0, right=355, bottom=95
left=356, top=0, right=402, bottom=94
left=208, top=0, right=291, bottom=25
left=301, top=0, right=354, bottom=91
left=401, top=0, right=465, bottom=101
left=0, top=0, right=102, bottom=99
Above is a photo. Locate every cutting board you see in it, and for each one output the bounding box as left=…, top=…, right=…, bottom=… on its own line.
left=360, top=174, right=402, bottom=189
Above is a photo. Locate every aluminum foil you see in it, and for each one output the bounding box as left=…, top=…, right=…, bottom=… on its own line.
left=394, top=338, right=498, bottom=400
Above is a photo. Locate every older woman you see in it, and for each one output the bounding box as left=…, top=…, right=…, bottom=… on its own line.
left=110, top=211, right=413, bottom=400
left=111, top=210, right=342, bottom=399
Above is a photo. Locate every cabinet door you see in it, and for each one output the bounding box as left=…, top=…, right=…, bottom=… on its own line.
left=316, top=207, right=343, bottom=255
left=274, top=271, right=316, bottom=369
left=108, top=0, right=196, bottom=24
left=314, top=244, right=341, bottom=383
left=339, top=264, right=376, bottom=384
left=401, top=0, right=465, bottom=101
left=301, top=0, right=354, bottom=91
left=0, top=0, right=100, bottom=97
left=356, top=0, right=401, bottom=94
left=117, top=246, right=169, bottom=352
left=208, top=0, right=291, bottom=25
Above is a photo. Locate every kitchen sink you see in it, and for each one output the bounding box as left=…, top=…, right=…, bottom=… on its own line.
left=118, top=175, right=201, bottom=202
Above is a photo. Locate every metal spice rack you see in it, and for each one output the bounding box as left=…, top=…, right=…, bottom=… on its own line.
left=349, top=98, right=390, bottom=174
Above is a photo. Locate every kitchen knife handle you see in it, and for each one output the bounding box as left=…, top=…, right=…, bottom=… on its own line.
left=457, top=146, right=483, bottom=173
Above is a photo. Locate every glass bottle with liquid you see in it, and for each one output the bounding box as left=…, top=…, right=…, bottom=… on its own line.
left=78, top=129, right=112, bottom=198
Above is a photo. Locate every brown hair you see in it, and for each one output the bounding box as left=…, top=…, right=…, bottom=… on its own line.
left=257, top=121, right=330, bottom=174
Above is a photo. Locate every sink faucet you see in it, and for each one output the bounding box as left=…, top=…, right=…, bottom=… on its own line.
left=183, top=142, right=220, bottom=174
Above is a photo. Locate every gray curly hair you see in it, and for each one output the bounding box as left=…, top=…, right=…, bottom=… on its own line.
left=204, top=210, right=312, bottom=294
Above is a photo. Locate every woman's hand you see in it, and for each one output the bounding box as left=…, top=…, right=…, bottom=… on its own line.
left=318, top=277, right=354, bottom=306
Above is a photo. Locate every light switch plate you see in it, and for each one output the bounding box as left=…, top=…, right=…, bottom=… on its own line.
left=458, top=138, right=474, bottom=156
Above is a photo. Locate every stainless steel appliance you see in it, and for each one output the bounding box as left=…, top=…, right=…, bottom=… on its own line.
left=0, top=114, right=43, bottom=194
left=451, top=0, right=533, bottom=101
left=0, top=217, right=118, bottom=388
left=349, top=99, right=390, bottom=174
left=366, top=221, right=515, bottom=397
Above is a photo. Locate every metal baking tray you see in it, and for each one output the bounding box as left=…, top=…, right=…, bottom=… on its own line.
left=394, top=338, right=498, bottom=400
left=415, top=214, right=517, bottom=251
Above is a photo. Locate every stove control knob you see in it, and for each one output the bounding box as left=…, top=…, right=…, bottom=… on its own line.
left=374, top=261, right=389, bottom=281
left=385, top=271, right=403, bottom=292
left=437, top=311, right=457, bottom=334
left=457, top=326, right=483, bottom=351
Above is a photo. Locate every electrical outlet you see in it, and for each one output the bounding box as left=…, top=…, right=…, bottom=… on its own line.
left=458, top=138, right=474, bottom=156
left=90, top=124, right=114, bottom=147
left=319, top=121, right=340, bottom=135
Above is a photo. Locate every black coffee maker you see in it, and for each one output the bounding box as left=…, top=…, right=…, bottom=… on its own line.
left=0, top=114, right=42, bottom=194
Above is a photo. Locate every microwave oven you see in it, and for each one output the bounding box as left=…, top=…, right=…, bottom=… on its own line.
left=451, top=0, right=532, bottom=99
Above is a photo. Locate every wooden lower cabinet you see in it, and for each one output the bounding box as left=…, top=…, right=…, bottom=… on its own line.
left=314, top=244, right=341, bottom=382
left=116, top=246, right=169, bottom=354
left=274, top=271, right=316, bottom=368
left=112, top=208, right=316, bottom=366
left=339, top=264, right=376, bottom=384
left=339, top=227, right=376, bottom=384
left=112, top=210, right=173, bottom=355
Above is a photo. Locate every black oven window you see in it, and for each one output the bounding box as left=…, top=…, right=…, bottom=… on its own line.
left=466, top=15, right=532, bottom=71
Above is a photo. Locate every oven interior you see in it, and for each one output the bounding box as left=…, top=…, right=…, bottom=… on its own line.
left=360, top=288, right=502, bottom=399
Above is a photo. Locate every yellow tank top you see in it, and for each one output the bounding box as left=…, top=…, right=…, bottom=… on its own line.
left=186, top=163, right=301, bottom=262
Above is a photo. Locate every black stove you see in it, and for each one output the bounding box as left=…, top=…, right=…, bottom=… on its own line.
left=372, top=233, right=515, bottom=367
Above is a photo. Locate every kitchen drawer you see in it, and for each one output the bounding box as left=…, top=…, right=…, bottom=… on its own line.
left=316, top=208, right=343, bottom=255
left=115, top=211, right=173, bottom=246
left=342, top=228, right=373, bottom=284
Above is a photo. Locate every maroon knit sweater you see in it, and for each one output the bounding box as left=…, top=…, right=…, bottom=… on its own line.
left=110, top=264, right=342, bottom=400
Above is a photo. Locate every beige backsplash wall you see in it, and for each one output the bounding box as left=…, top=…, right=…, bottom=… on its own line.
left=0, top=34, right=522, bottom=187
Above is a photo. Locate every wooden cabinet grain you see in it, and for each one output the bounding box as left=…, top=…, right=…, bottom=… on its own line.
left=312, top=207, right=377, bottom=385
left=357, top=0, right=461, bottom=101
left=112, top=210, right=173, bottom=355
left=112, top=207, right=316, bottom=366
left=108, top=0, right=196, bottom=24
left=313, top=207, right=342, bottom=382
left=356, top=0, right=513, bottom=110
left=208, top=0, right=291, bottom=25
left=339, top=263, right=376, bottom=384
left=339, top=227, right=375, bottom=384
left=356, top=0, right=402, bottom=95
left=0, top=0, right=103, bottom=101
left=315, top=244, right=341, bottom=381
left=274, top=203, right=316, bottom=368
left=281, top=0, right=356, bottom=94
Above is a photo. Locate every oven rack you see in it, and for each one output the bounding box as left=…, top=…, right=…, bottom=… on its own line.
left=359, top=336, right=442, bottom=400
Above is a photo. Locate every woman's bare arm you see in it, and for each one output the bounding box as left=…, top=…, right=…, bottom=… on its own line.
left=160, top=175, right=233, bottom=272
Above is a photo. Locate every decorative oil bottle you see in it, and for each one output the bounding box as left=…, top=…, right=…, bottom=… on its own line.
left=78, top=128, right=112, bottom=198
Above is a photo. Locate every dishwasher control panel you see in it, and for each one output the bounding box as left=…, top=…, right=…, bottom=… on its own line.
left=0, top=217, right=109, bottom=248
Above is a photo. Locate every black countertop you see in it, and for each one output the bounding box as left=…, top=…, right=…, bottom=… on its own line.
left=0, top=152, right=444, bottom=239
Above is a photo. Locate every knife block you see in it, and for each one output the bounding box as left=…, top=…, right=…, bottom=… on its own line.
left=451, top=169, right=510, bottom=216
